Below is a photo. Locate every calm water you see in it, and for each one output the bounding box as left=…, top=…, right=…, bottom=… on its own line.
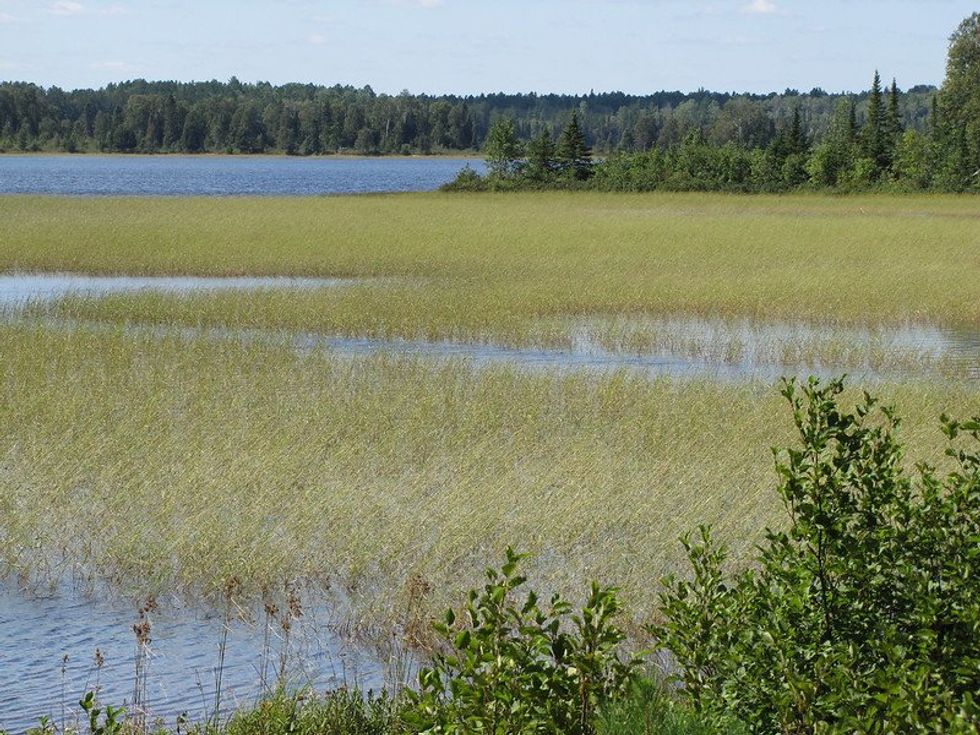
left=0, top=584, right=384, bottom=734
left=0, top=155, right=483, bottom=196
left=0, top=273, right=356, bottom=309
left=2, top=273, right=977, bottom=382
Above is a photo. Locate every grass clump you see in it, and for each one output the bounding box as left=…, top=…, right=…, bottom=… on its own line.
left=213, top=688, right=404, bottom=735
left=596, top=681, right=744, bottom=735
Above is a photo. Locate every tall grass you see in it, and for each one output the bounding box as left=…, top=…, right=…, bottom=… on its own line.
left=2, top=193, right=978, bottom=338
left=1, top=323, right=973, bottom=627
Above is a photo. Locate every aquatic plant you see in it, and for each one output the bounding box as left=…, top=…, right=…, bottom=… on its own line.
left=0, top=323, right=974, bottom=631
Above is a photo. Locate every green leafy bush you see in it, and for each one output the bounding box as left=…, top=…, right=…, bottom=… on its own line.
left=652, top=378, right=980, bottom=733
left=440, top=165, right=488, bottom=192
left=405, top=547, right=637, bottom=734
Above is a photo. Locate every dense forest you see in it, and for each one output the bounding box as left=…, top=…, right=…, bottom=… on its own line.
left=0, top=76, right=938, bottom=158
left=451, top=13, right=980, bottom=193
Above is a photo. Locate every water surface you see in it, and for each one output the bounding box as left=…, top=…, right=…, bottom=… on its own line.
left=0, top=155, right=483, bottom=196
left=0, top=584, right=383, bottom=734
left=0, top=273, right=356, bottom=309
left=3, top=273, right=977, bottom=381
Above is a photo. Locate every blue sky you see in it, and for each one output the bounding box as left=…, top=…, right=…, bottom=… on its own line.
left=0, top=1, right=974, bottom=94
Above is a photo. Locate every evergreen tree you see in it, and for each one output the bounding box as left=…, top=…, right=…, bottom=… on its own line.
left=180, top=106, right=208, bottom=152
left=555, top=110, right=592, bottom=180
left=862, top=70, right=888, bottom=174
left=483, top=117, right=522, bottom=177
left=789, top=107, right=808, bottom=155
left=161, top=94, right=181, bottom=150
left=886, top=79, right=903, bottom=141
left=277, top=106, right=301, bottom=155
left=230, top=102, right=262, bottom=153
left=524, top=127, right=556, bottom=181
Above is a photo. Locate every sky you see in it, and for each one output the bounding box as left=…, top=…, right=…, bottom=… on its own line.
left=0, top=1, right=975, bottom=95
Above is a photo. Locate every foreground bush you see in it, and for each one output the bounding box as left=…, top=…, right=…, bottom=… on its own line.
left=404, top=548, right=637, bottom=734
left=653, top=378, right=980, bottom=733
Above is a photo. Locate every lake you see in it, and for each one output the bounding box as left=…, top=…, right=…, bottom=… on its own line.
left=0, top=155, right=484, bottom=196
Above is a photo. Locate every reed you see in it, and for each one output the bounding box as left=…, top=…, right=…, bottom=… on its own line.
left=0, top=322, right=973, bottom=628
left=2, top=192, right=977, bottom=339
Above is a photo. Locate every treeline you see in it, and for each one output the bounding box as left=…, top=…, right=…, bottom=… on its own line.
left=450, top=14, right=980, bottom=193
left=0, top=77, right=938, bottom=157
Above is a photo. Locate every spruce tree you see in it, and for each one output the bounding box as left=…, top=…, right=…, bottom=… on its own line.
left=886, top=79, right=903, bottom=140
left=483, top=118, right=522, bottom=177
left=862, top=70, right=888, bottom=174
left=525, top=127, right=556, bottom=182
left=789, top=107, right=808, bottom=155
left=555, top=110, right=592, bottom=180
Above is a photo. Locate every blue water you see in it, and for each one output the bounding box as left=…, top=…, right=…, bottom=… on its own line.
left=0, top=155, right=484, bottom=196
left=0, top=584, right=384, bottom=734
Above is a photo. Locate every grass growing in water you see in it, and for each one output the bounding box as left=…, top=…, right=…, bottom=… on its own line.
left=2, top=193, right=978, bottom=356
left=0, top=323, right=974, bottom=626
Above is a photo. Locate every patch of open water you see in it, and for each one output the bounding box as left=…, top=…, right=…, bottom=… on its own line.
left=0, top=273, right=356, bottom=308
left=0, top=584, right=385, bottom=734
left=1, top=272, right=976, bottom=382
left=0, top=155, right=483, bottom=196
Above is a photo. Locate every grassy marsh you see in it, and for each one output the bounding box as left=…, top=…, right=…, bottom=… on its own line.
left=0, top=190, right=977, bottom=630
left=1, top=323, right=974, bottom=624
left=2, top=193, right=978, bottom=336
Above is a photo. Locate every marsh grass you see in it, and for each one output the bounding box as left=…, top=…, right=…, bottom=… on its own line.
left=0, top=323, right=973, bottom=630
left=0, top=190, right=976, bottom=659
left=1, top=192, right=978, bottom=334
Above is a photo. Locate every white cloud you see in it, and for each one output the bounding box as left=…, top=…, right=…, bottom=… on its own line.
left=741, top=0, right=777, bottom=14
left=308, top=33, right=326, bottom=45
left=0, top=12, right=15, bottom=23
left=50, top=1, right=85, bottom=15
left=49, top=1, right=129, bottom=16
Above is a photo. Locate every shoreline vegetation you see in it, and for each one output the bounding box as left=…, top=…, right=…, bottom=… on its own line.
left=443, top=38, right=980, bottom=194
left=3, top=381, right=979, bottom=733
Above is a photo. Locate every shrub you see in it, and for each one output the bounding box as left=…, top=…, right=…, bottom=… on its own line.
left=652, top=377, right=980, bottom=733
left=439, top=165, right=488, bottom=192
left=405, top=548, right=637, bottom=734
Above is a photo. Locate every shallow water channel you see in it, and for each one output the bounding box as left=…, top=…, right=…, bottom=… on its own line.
left=0, top=273, right=355, bottom=308
left=0, top=584, right=384, bottom=733
left=1, top=272, right=977, bottom=381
